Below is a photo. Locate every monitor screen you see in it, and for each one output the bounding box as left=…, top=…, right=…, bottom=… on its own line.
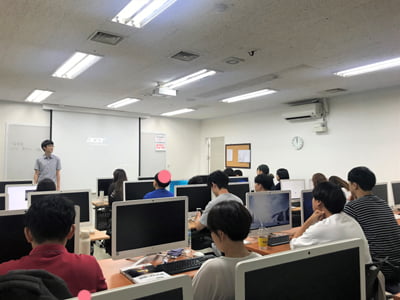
left=169, top=180, right=188, bottom=194
left=301, top=189, right=313, bottom=224
left=246, top=191, right=291, bottom=232
left=0, top=207, right=80, bottom=263
left=0, top=180, right=33, bottom=193
left=28, top=190, right=91, bottom=224
left=372, top=183, right=388, bottom=203
left=5, top=184, right=36, bottom=210
left=228, top=182, right=250, bottom=205
left=175, top=184, right=211, bottom=212
left=229, top=176, right=249, bottom=183
left=392, top=181, right=400, bottom=205
left=97, top=178, right=113, bottom=196
left=236, top=239, right=365, bottom=300
left=112, top=197, right=188, bottom=260
left=123, top=181, right=154, bottom=201
left=280, top=179, right=306, bottom=199
left=0, top=194, right=5, bottom=210
left=76, top=275, right=192, bottom=300
left=138, top=177, right=155, bottom=181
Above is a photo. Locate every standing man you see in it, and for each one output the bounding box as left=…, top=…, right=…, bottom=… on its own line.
left=34, top=140, right=61, bottom=191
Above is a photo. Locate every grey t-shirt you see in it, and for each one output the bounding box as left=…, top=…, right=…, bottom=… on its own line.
left=34, top=154, right=61, bottom=183
left=200, top=193, right=243, bottom=226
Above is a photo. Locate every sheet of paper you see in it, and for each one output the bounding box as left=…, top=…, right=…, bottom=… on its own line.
left=226, top=149, right=233, bottom=161
left=238, top=149, right=250, bottom=163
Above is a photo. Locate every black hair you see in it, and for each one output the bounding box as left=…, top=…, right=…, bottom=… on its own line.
left=188, top=176, right=204, bottom=185
left=207, top=170, right=229, bottom=189
left=347, top=166, right=376, bottom=191
left=254, top=174, right=274, bottom=190
left=234, top=169, right=243, bottom=176
left=276, top=168, right=289, bottom=180
left=41, top=139, right=54, bottom=151
left=24, top=196, right=75, bottom=244
left=207, top=201, right=252, bottom=241
left=155, top=171, right=170, bottom=188
left=36, top=178, right=56, bottom=191
left=223, top=168, right=235, bottom=177
left=257, top=164, right=269, bottom=174
left=312, top=181, right=345, bottom=214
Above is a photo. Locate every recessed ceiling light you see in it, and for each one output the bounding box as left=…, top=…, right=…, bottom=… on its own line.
left=221, top=89, right=277, bottom=103
left=162, top=69, right=217, bottom=89
left=161, top=108, right=195, bottom=116
left=52, top=52, right=102, bottom=79
left=25, top=89, right=53, bottom=103
left=107, top=98, right=140, bottom=109
left=112, top=0, right=177, bottom=28
left=334, top=57, right=400, bottom=77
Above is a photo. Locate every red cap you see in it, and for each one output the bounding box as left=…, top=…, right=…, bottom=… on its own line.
left=157, top=170, right=171, bottom=184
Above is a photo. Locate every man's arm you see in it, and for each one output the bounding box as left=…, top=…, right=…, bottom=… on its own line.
left=293, top=210, right=324, bottom=238
left=194, top=211, right=206, bottom=231
left=33, top=170, right=40, bottom=184
left=56, top=170, right=61, bottom=191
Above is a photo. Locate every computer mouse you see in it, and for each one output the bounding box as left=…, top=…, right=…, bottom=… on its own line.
left=193, top=251, right=205, bottom=257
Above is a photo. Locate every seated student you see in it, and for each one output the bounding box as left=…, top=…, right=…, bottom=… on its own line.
left=329, top=175, right=351, bottom=200
left=344, top=166, right=400, bottom=293
left=256, top=164, right=269, bottom=175
left=192, top=201, right=260, bottom=300
left=254, top=173, right=274, bottom=191
left=194, top=170, right=243, bottom=231
left=188, top=175, right=204, bottom=185
left=108, top=168, right=127, bottom=207
left=36, top=178, right=56, bottom=191
left=290, top=181, right=371, bottom=264
left=311, top=172, right=328, bottom=188
left=143, top=170, right=174, bottom=199
left=233, top=169, right=243, bottom=176
left=223, top=167, right=235, bottom=177
left=274, top=168, right=289, bottom=190
left=0, top=196, right=107, bottom=296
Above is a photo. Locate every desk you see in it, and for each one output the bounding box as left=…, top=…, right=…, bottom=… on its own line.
left=92, top=200, right=108, bottom=207
left=89, top=229, right=109, bottom=242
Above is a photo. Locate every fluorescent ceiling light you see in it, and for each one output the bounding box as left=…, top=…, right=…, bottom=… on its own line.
left=112, top=0, right=177, bottom=28
left=221, top=89, right=277, bottom=103
left=161, top=108, right=195, bottom=116
left=52, top=52, right=102, bottom=79
left=334, top=57, right=400, bottom=77
left=25, top=89, right=53, bottom=103
left=107, top=98, right=141, bottom=109
left=162, top=69, right=217, bottom=89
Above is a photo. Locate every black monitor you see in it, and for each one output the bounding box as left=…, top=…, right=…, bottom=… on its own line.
left=372, top=183, right=388, bottom=203
left=228, top=182, right=250, bottom=205
left=175, top=184, right=211, bottom=212
left=138, top=176, right=155, bottom=181
left=0, top=207, right=80, bottom=263
left=246, top=191, right=291, bottom=232
left=392, top=181, right=400, bottom=206
left=0, top=180, right=32, bottom=193
left=236, top=239, right=366, bottom=300
left=97, top=178, right=113, bottom=196
left=0, top=194, right=5, bottom=210
left=28, top=190, right=91, bottom=225
left=112, top=197, right=188, bottom=260
left=229, top=176, right=249, bottom=183
left=301, top=189, right=313, bottom=224
left=123, top=180, right=154, bottom=201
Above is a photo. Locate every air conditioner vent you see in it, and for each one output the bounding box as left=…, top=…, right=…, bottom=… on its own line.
left=89, top=31, right=123, bottom=45
left=171, top=51, right=199, bottom=62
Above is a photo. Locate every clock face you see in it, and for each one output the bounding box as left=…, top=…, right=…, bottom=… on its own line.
left=291, top=136, right=304, bottom=150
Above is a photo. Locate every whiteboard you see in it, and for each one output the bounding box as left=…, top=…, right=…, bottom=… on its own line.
left=140, top=132, right=166, bottom=177
left=5, top=124, right=50, bottom=179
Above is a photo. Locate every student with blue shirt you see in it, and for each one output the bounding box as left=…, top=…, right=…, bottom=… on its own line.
left=143, top=170, right=174, bottom=199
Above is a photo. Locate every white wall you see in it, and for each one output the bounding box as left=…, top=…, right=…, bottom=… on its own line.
left=0, top=101, right=49, bottom=180
left=199, top=86, right=400, bottom=202
left=141, top=117, right=202, bottom=180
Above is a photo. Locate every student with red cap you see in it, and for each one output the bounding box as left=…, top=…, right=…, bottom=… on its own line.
left=143, top=170, right=174, bottom=199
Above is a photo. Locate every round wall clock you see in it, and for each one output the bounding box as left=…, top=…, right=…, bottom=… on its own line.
left=291, top=136, right=304, bottom=150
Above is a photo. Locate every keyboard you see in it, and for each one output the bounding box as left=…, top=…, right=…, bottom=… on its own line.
left=155, top=254, right=215, bottom=275
left=268, top=234, right=290, bottom=246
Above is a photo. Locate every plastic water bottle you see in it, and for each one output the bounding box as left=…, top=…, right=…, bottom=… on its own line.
left=79, top=230, right=91, bottom=255
left=185, top=230, right=192, bottom=255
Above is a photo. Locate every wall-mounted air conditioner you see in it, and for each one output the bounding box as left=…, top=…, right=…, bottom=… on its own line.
left=282, top=103, right=324, bottom=121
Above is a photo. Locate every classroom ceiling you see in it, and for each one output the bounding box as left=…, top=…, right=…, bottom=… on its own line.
left=0, top=0, right=399, bottom=120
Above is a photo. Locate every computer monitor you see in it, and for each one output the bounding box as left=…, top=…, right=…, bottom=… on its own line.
left=245, top=191, right=292, bottom=232
left=280, top=179, right=306, bottom=199
left=229, top=176, right=249, bottom=183
left=0, top=194, right=5, bottom=210
left=97, top=178, right=113, bottom=196
left=67, top=275, right=193, bottom=300
left=235, top=239, right=366, bottom=300
left=28, top=190, right=91, bottom=226
left=0, top=206, right=80, bottom=263
left=392, top=181, right=400, bottom=206
left=138, top=176, right=155, bottom=181
left=169, top=180, right=189, bottom=194
left=112, top=197, right=188, bottom=260
left=0, top=180, right=33, bottom=193
left=372, top=182, right=388, bottom=203
left=123, top=180, right=154, bottom=201
left=300, top=189, right=313, bottom=224
left=175, top=184, right=212, bottom=212
left=5, top=184, right=37, bottom=210
left=228, top=182, right=250, bottom=205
